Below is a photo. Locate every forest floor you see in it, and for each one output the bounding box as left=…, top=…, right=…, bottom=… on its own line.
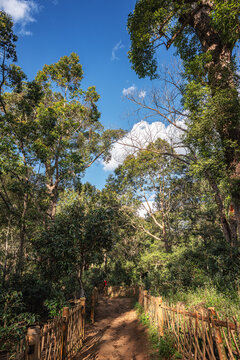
left=74, top=296, right=151, bottom=360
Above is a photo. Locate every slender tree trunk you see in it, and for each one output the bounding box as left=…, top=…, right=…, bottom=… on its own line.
left=16, top=193, right=28, bottom=276
left=45, top=161, right=59, bottom=220
left=77, top=263, right=85, bottom=298
left=2, top=217, right=10, bottom=287
left=207, top=173, right=234, bottom=245
left=46, top=186, right=58, bottom=219
left=104, top=251, right=108, bottom=273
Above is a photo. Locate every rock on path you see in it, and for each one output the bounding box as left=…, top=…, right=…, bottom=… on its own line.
left=74, top=296, right=150, bottom=360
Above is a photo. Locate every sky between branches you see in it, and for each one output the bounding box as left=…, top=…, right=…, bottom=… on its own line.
left=0, top=0, right=178, bottom=188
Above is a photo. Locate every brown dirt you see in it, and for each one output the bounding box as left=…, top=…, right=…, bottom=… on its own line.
left=74, top=296, right=150, bottom=360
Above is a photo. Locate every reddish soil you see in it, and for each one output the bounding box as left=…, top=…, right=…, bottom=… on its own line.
left=75, top=296, right=150, bottom=360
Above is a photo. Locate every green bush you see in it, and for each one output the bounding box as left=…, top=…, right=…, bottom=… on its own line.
left=0, top=291, right=36, bottom=352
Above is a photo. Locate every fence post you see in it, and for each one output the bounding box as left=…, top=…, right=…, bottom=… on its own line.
left=61, top=307, right=69, bottom=360
left=25, top=327, right=40, bottom=360
left=140, top=287, right=144, bottom=307
left=138, top=286, right=141, bottom=305
left=80, top=297, right=86, bottom=341
left=90, top=289, right=96, bottom=324
left=208, top=307, right=228, bottom=360
left=143, top=290, right=148, bottom=313
left=157, top=297, right=164, bottom=337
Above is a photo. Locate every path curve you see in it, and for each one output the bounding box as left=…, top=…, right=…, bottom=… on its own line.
left=75, top=296, right=150, bottom=360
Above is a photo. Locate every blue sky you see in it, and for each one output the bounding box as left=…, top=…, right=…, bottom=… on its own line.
left=1, top=0, right=175, bottom=189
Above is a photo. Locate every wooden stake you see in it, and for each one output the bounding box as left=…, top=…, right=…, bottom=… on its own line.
left=157, top=297, right=164, bottom=337
left=208, top=308, right=228, bottom=360
left=90, top=291, right=95, bottom=324
left=80, top=297, right=86, bottom=342
left=61, top=307, right=69, bottom=360
left=25, top=327, right=40, bottom=360
left=143, top=290, right=148, bottom=313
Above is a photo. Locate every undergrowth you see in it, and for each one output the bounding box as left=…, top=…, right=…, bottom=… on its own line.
left=134, top=302, right=182, bottom=360
left=162, top=284, right=240, bottom=321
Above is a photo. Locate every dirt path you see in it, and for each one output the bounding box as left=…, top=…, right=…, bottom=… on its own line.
left=75, top=296, right=150, bottom=360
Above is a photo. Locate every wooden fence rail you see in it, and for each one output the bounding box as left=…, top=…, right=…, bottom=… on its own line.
left=8, top=297, right=86, bottom=360
left=139, top=287, right=240, bottom=360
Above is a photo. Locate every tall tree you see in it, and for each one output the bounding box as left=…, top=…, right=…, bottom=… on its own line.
left=128, top=0, right=240, bottom=244
left=0, top=51, right=123, bottom=276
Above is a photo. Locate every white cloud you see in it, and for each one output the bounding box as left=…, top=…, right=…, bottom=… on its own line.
left=137, top=200, right=156, bottom=218
left=138, top=90, right=147, bottom=99
left=0, top=0, right=38, bottom=34
left=139, top=90, right=146, bottom=99
left=102, top=120, right=186, bottom=171
left=122, top=85, right=136, bottom=96
left=111, top=40, right=124, bottom=61
left=122, top=85, right=147, bottom=99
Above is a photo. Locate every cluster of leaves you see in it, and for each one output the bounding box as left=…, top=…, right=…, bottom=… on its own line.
left=0, top=291, right=36, bottom=351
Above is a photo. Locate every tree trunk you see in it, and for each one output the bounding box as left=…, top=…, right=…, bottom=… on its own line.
left=2, top=218, right=10, bottom=287
left=77, top=264, right=85, bottom=298
left=184, top=2, right=240, bottom=244
left=16, top=193, right=28, bottom=276
left=46, top=179, right=59, bottom=220
left=207, top=173, right=234, bottom=246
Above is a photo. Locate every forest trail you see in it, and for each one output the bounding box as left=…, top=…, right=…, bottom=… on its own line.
left=74, top=296, right=150, bottom=360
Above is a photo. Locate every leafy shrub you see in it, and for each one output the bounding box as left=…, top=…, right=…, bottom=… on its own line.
left=0, top=290, right=36, bottom=352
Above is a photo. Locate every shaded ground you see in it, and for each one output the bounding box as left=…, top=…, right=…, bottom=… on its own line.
left=75, top=296, right=150, bottom=360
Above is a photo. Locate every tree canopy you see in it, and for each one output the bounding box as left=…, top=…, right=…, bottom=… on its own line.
left=128, top=0, right=240, bottom=84
left=128, top=0, right=240, bottom=246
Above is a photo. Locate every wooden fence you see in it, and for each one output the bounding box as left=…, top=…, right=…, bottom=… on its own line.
left=5, top=297, right=86, bottom=360
left=139, top=287, right=240, bottom=360
left=107, top=285, right=138, bottom=298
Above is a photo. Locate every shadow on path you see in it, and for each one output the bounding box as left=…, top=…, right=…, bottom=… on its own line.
left=74, top=296, right=150, bottom=360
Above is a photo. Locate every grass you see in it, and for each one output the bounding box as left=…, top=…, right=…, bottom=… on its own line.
left=134, top=302, right=182, bottom=360
left=163, top=284, right=240, bottom=321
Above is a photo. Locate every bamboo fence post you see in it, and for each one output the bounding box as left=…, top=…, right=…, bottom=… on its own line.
left=80, top=297, right=86, bottom=341
left=90, top=289, right=96, bottom=324
left=158, top=297, right=164, bottom=337
left=208, top=307, right=228, bottom=360
left=140, top=287, right=143, bottom=306
left=25, top=327, right=40, bottom=360
left=154, top=297, right=158, bottom=326
left=138, top=286, right=142, bottom=306
left=41, top=324, right=47, bottom=354
left=61, top=306, right=69, bottom=360
left=143, top=290, right=148, bottom=313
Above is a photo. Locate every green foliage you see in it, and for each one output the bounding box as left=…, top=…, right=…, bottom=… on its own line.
left=37, top=52, right=84, bottom=94
left=134, top=302, right=181, bottom=359
left=158, top=333, right=181, bottom=360
left=211, top=1, right=240, bottom=45
left=0, top=291, right=36, bottom=351
left=44, top=296, right=68, bottom=319
left=0, top=18, right=125, bottom=353
left=168, top=285, right=240, bottom=321
left=1, top=2, right=240, bottom=355
left=128, top=0, right=240, bottom=250
left=127, top=0, right=240, bottom=79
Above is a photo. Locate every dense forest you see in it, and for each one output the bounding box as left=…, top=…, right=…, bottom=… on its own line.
left=1, top=0, right=240, bottom=352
